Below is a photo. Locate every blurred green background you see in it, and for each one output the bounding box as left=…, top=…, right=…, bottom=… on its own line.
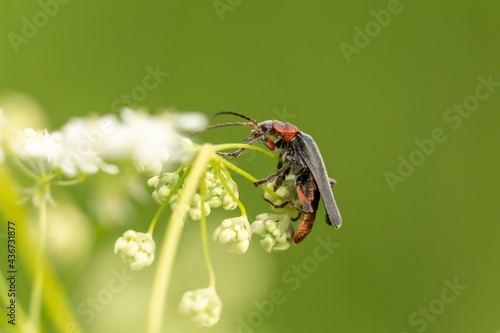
left=1, top=0, right=500, bottom=332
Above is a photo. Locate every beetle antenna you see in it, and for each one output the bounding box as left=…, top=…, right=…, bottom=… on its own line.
left=189, top=122, right=255, bottom=138
left=210, top=111, right=260, bottom=127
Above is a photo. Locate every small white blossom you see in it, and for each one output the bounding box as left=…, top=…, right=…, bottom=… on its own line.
left=168, top=112, right=208, bottom=132
left=179, top=287, right=222, bottom=327
left=12, top=128, right=64, bottom=162
left=203, top=166, right=239, bottom=210
left=98, top=109, right=207, bottom=175
left=114, top=230, right=155, bottom=270
left=151, top=166, right=240, bottom=222
left=251, top=213, right=293, bottom=253
left=213, top=216, right=251, bottom=254
left=149, top=172, right=180, bottom=204
left=189, top=193, right=211, bottom=221
left=50, top=116, right=119, bottom=178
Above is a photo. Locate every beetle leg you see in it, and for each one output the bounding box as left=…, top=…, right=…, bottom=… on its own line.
left=217, top=135, right=264, bottom=158
left=274, top=157, right=291, bottom=190
left=261, top=136, right=276, bottom=150
left=261, top=196, right=312, bottom=214
left=253, top=161, right=292, bottom=187
left=329, top=177, right=336, bottom=188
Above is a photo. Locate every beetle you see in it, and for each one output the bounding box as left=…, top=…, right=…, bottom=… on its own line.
left=192, top=111, right=342, bottom=243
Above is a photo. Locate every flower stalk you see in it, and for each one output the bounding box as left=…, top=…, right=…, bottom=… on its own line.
left=28, top=201, right=47, bottom=332
left=147, top=144, right=215, bottom=333
left=199, top=172, right=216, bottom=289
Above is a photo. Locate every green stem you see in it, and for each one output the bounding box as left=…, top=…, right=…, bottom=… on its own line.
left=146, top=144, right=215, bottom=333
left=214, top=143, right=281, bottom=162
left=11, top=157, right=39, bottom=180
left=29, top=200, right=47, bottom=332
left=147, top=169, right=190, bottom=235
left=199, top=175, right=216, bottom=288
left=53, top=178, right=84, bottom=186
left=214, top=155, right=285, bottom=201
left=210, top=161, right=246, bottom=217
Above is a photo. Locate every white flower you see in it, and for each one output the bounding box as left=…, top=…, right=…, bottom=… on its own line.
left=114, top=230, right=155, bottom=270
left=168, top=112, right=208, bottom=132
left=203, top=166, right=239, bottom=210
left=213, top=216, right=251, bottom=254
left=251, top=213, right=293, bottom=253
left=189, top=194, right=211, bottom=221
left=12, top=128, right=64, bottom=162
left=179, top=287, right=222, bottom=327
left=98, top=108, right=207, bottom=176
left=149, top=172, right=181, bottom=204
left=51, top=116, right=119, bottom=178
left=152, top=166, right=240, bottom=222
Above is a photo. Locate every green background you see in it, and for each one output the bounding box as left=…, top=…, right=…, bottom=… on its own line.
left=1, top=0, right=500, bottom=332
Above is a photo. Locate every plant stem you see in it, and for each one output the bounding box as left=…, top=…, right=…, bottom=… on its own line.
left=148, top=169, right=190, bottom=235
left=214, top=155, right=285, bottom=201
left=146, top=144, right=214, bottom=333
left=210, top=161, right=247, bottom=217
left=199, top=174, right=216, bottom=289
left=29, top=200, right=47, bottom=332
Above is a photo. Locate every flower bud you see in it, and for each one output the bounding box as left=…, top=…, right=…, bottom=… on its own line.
left=179, top=287, right=222, bottom=327
left=213, top=216, right=251, bottom=254
left=114, top=230, right=155, bottom=270
left=251, top=213, right=293, bottom=253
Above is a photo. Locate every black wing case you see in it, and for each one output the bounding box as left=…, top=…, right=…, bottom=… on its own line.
left=296, top=133, right=342, bottom=228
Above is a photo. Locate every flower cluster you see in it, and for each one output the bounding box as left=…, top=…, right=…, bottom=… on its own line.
left=178, top=287, right=222, bottom=327
left=114, top=230, right=156, bottom=270
left=148, top=166, right=239, bottom=221
left=2, top=108, right=208, bottom=207
left=251, top=213, right=293, bottom=252
left=248, top=176, right=297, bottom=252
left=212, top=216, right=251, bottom=254
left=3, top=108, right=207, bottom=177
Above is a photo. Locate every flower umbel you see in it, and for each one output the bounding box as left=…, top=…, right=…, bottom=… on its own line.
left=114, top=230, right=156, bottom=270
left=213, top=216, right=251, bottom=254
left=251, top=213, right=293, bottom=253
left=178, top=287, right=222, bottom=327
left=148, top=165, right=239, bottom=221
